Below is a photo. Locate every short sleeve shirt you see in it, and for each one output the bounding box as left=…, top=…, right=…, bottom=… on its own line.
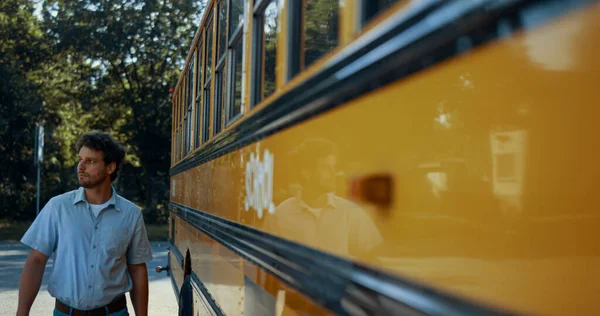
left=21, top=187, right=153, bottom=310
left=263, top=194, right=383, bottom=257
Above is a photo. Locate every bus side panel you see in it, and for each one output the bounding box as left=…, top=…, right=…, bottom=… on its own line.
left=171, top=4, right=600, bottom=316
left=171, top=212, right=333, bottom=315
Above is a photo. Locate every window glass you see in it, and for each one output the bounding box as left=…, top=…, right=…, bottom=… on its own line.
left=229, top=0, right=244, bottom=36
left=303, top=0, right=338, bottom=69
left=196, top=40, right=203, bottom=98
left=214, top=71, right=224, bottom=134
left=205, top=16, right=214, bottom=80
left=218, top=0, right=227, bottom=60
left=202, top=84, right=211, bottom=143
left=230, top=38, right=243, bottom=119
left=263, top=1, right=279, bottom=99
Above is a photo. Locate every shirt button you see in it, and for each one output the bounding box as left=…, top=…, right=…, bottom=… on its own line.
left=93, top=245, right=96, bottom=249
left=95, top=226, right=98, bottom=230
left=91, top=265, right=94, bottom=268
left=88, top=286, right=92, bottom=289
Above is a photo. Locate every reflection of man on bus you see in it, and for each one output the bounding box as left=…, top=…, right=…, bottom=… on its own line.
left=263, top=138, right=382, bottom=258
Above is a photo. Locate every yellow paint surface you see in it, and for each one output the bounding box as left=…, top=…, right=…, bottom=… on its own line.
left=171, top=3, right=600, bottom=315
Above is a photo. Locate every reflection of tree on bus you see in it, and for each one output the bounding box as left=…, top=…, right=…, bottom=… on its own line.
left=263, top=138, right=382, bottom=257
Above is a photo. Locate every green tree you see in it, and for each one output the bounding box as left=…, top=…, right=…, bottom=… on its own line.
left=38, top=0, right=203, bottom=223
left=0, top=0, right=49, bottom=220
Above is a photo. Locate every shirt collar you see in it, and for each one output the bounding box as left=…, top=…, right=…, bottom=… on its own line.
left=73, top=186, right=121, bottom=211
left=297, top=192, right=336, bottom=211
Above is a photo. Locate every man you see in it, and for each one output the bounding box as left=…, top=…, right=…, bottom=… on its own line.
left=17, top=131, right=153, bottom=316
left=263, top=138, right=382, bottom=258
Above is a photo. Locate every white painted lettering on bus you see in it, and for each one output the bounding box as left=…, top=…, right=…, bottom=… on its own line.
left=244, top=149, right=275, bottom=218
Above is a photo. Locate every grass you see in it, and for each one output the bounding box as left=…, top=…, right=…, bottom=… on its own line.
left=0, top=220, right=169, bottom=242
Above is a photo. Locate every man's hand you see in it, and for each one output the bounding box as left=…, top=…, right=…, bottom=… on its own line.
left=127, top=263, right=149, bottom=316
left=17, top=249, right=49, bottom=316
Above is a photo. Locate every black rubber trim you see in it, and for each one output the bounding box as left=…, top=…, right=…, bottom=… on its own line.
left=168, top=232, right=224, bottom=315
left=170, top=0, right=595, bottom=176
left=190, top=272, right=226, bottom=316
left=170, top=202, right=518, bottom=316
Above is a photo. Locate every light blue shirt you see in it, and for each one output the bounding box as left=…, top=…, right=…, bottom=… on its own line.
left=21, top=187, right=153, bottom=310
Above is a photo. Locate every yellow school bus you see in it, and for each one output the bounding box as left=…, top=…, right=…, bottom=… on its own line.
left=166, top=0, right=600, bottom=315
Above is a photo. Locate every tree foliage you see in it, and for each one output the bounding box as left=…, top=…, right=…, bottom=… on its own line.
left=1, top=0, right=203, bottom=222
left=0, top=0, right=48, bottom=219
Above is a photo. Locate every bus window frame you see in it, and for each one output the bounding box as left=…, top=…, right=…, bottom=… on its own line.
left=286, top=0, right=301, bottom=81
left=184, top=73, right=188, bottom=155
left=225, top=0, right=245, bottom=127
left=286, top=0, right=340, bottom=81
left=195, top=36, right=204, bottom=148
left=172, top=93, right=176, bottom=162
left=203, top=11, right=215, bottom=144
left=185, top=57, right=194, bottom=154
left=178, top=90, right=183, bottom=160
left=214, top=0, right=228, bottom=135
left=251, top=0, right=280, bottom=108
left=181, top=73, right=187, bottom=156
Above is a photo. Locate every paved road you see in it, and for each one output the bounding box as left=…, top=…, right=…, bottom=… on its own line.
left=0, top=241, right=178, bottom=316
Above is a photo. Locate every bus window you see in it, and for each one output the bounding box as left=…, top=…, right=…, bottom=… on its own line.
left=226, top=0, right=244, bottom=124
left=229, top=0, right=244, bottom=37
left=228, top=35, right=243, bottom=122
left=175, top=129, right=179, bottom=161
left=206, top=14, right=214, bottom=82
left=182, top=73, right=188, bottom=155
left=177, top=84, right=182, bottom=160
left=304, top=0, right=339, bottom=69
left=203, top=82, right=211, bottom=143
left=203, top=84, right=211, bottom=144
left=178, top=90, right=183, bottom=159
left=252, top=0, right=280, bottom=106
left=214, top=0, right=227, bottom=135
left=362, top=0, right=399, bottom=26
left=204, top=13, right=214, bottom=143
left=217, top=0, right=227, bottom=61
left=195, top=38, right=203, bottom=147
left=214, top=71, right=225, bottom=134
left=177, top=91, right=180, bottom=160
left=289, top=0, right=339, bottom=78
left=202, top=81, right=210, bottom=143
left=186, top=58, right=194, bottom=152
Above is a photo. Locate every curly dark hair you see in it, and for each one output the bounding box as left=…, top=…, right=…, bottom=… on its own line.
left=75, top=131, right=126, bottom=182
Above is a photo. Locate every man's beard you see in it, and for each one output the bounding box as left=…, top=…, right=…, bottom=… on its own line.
left=78, top=173, right=106, bottom=188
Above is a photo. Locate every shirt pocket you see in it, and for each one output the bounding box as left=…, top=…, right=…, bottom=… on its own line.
left=101, top=225, right=130, bottom=258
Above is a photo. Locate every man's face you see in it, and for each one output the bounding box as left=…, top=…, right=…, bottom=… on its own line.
left=77, top=146, right=110, bottom=188
left=303, top=154, right=338, bottom=193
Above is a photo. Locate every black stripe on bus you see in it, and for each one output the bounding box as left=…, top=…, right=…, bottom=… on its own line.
left=169, top=202, right=517, bottom=316
left=170, top=0, right=595, bottom=176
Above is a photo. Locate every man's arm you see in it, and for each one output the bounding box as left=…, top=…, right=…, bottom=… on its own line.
left=127, top=263, right=149, bottom=316
left=16, top=249, right=49, bottom=316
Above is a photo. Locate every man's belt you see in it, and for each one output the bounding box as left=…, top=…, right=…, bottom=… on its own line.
left=55, top=295, right=127, bottom=316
